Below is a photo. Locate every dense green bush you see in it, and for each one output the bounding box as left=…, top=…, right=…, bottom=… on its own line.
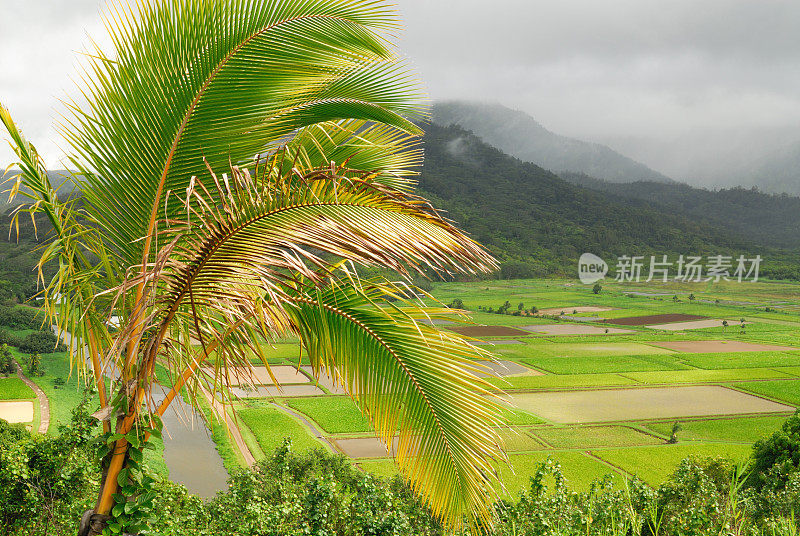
left=5, top=413, right=800, bottom=535
left=750, top=410, right=800, bottom=491
left=0, top=344, right=15, bottom=376
left=18, top=330, right=66, bottom=354
left=151, top=440, right=443, bottom=536
left=0, top=393, right=98, bottom=534
left=0, top=305, right=42, bottom=331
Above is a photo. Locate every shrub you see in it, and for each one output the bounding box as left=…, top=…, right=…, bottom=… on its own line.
left=447, top=298, right=465, bottom=310
left=0, top=344, right=15, bottom=376
left=592, top=283, right=602, bottom=294
left=26, top=353, right=44, bottom=377
left=0, top=392, right=98, bottom=533
left=0, top=305, right=41, bottom=331
left=750, top=410, right=800, bottom=491
left=18, top=330, right=66, bottom=354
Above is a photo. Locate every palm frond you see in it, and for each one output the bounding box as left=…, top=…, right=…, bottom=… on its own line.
left=103, top=159, right=502, bottom=527
left=286, top=276, right=508, bottom=528
left=0, top=104, right=115, bottom=411
left=61, top=0, right=426, bottom=267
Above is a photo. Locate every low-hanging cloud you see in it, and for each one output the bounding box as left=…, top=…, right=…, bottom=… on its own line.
left=2, top=0, right=800, bottom=167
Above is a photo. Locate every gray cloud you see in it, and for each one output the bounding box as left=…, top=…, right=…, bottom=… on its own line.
left=2, top=0, right=800, bottom=166
left=0, top=0, right=104, bottom=165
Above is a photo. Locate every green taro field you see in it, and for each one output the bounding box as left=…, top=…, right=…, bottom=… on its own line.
left=9, top=278, right=800, bottom=498
left=223, top=277, right=800, bottom=497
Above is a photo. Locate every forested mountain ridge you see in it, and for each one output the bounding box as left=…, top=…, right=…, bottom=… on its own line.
left=417, top=122, right=797, bottom=279
left=561, top=172, right=800, bottom=250
left=431, top=101, right=673, bottom=184
left=2, top=129, right=798, bottom=284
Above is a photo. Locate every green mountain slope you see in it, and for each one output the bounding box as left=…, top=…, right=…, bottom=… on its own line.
left=561, top=172, right=800, bottom=250
left=418, top=123, right=793, bottom=278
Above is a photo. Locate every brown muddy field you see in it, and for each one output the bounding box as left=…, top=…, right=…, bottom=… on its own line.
left=651, top=319, right=740, bottom=331
left=201, top=365, right=310, bottom=386
left=604, top=313, right=707, bottom=326
left=447, top=325, right=532, bottom=337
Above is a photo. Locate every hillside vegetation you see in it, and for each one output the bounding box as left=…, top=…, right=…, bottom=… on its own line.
left=418, top=123, right=797, bottom=279
left=561, top=173, right=800, bottom=250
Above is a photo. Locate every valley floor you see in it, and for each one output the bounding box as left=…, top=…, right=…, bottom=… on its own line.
left=6, top=277, right=800, bottom=498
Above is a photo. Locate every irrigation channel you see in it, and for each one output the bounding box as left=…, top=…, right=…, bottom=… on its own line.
left=152, top=390, right=229, bottom=498
left=57, top=327, right=229, bottom=498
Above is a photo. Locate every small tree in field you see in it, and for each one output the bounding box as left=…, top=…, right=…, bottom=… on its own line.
left=26, top=353, right=43, bottom=377
left=592, top=283, right=602, bottom=294
left=0, top=344, right=14, bottom=376
left=667, top=421, right=682, bottom=444
left=448, top=298, right=465, bottom=310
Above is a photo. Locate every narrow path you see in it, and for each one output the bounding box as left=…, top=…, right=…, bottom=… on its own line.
left=15, top=361, right=49, bottom=434
left=199, top=385, right=257, bottom=467
left=270, top=402, right=338, bottom=452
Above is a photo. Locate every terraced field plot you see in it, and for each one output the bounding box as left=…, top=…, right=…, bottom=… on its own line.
left=647, top=319, right=738, bottom=330
left=594, top=443, right=753, bottom=485
left=538, top=306, right=613, bottom=315
left=203, top=365, right=310, bottom=386
left=525, top=354, right=688, bottom=374
left=653, top=340, right=798, bottom=352
left=533, top=425, right=662, bottom=448
left=645, top=415, right=788, bottom=443
left=523, top=324, right=635, bottom=335
left=512, top=342, right=676, bottom=357
left=605, top=313, right=707, bottom=326
left=447, top=325, right=532, bottom=337
left=512, top=386, right=793, bottom=423
left=230, top=385, right=324, bottom=398
left=223, top=277, right=800, bottom=493
left=0, top=400, right=34, bottom=423
left=473, top=360, right=541, bottom=377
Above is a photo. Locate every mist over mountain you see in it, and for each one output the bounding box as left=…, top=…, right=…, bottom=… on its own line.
left=431, top=101, right=673, bottom=184
left=415, top=122, right=794, bottom=278
left=603, top=127, right=800, bottom=195
left=739, top=141, right=800, bottom=196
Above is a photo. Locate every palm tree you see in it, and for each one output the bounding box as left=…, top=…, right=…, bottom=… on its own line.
left=0, top=0, right=507, bottom=533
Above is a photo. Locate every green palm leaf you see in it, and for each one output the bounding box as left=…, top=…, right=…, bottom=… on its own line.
left=62, top=0, right=425, bottom=267
left=286, top=278, right=507, bottom=527
left=106, top=160, right=504, bottom=527
left=2, top=1, right=510, bottom=530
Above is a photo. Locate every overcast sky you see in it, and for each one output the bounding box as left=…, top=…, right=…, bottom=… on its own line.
left=2, top=0, right=800, bottom=167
